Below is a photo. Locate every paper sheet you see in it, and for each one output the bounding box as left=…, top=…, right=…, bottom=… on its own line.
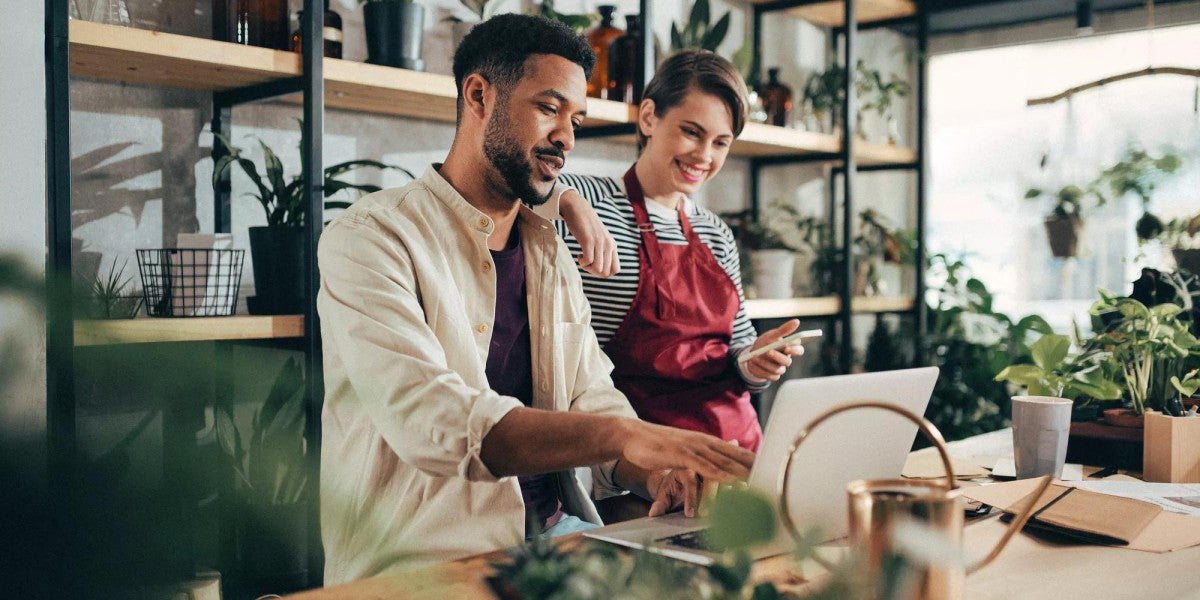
left=963, top=478, right=1200, bottom=553
left=1074, top=482, right=1200, bottom=517
left=902, top=452, right=989, bottom=479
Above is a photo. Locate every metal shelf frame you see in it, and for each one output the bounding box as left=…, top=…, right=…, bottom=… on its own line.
left=747, top=0, right=928, bottom=373
left=45, top=0, right=328, bottom=588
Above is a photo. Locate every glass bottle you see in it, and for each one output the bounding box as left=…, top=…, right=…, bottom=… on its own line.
left=291, top=0, right=344, bottom=59
left=586, top=6, right=623, bottom=99
left=608, top=15, right=644, bottom=105
left=217, top=0, right=289, bottom=50
left=759, top=67, right=793, bottom=127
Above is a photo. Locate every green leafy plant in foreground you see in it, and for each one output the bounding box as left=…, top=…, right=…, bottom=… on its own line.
left=215, top=357, right=308, bottom=505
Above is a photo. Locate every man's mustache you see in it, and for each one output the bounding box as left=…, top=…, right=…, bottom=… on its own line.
left=534, top=146, right=564, bottom=161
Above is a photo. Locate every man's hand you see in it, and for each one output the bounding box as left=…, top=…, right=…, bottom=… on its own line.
left=620, top=420, right=754, bottom=483
left=646, top=468, right=700, bottom=517
left=744, top=318, right=806, bottom=382
left=560, top=188, right=620, bottom=277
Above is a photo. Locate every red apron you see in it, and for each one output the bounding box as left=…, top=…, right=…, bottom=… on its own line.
left=605, top=168, right=762, bottom=451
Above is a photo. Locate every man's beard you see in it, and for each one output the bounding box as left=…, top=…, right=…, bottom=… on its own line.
left=483, top=105, right=559, bottom=206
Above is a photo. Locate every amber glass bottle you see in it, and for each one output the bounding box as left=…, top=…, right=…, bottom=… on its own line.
left=291, top=0, right=343, bottom=59
left=586, top=6, right=623, bottom=99
left=218, top=0, right=290, bottom=50
left=759, top=67, right=793, bottom=127
left=608, top=15, right=644, bottom=105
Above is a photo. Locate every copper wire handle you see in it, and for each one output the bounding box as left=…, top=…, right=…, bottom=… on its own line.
left=775, top=399, right=1053, bottom=576
left=777, top=400, right=957, bottom=548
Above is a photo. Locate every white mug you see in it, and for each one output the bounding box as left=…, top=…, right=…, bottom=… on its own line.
left=1011, top=396, right=1073, bottom=479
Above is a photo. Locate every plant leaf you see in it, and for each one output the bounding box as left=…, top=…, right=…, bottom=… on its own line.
left=701, top=12, right=730, bottom=51
left=1030, top=334, right=1069, bottom=371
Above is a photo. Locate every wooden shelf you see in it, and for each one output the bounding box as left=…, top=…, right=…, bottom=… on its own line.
left=68, top=21, right=915, bottom=164
left=75, top=315, right=304, bottom=346
left=68, top=20, right=634, bottom=126
left=741, top=0, right=917, bottom=27
left=745, top=295, right=914, bottom=319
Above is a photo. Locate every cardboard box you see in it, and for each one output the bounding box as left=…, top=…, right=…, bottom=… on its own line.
left=1144, top=412, right=1200, bottom=483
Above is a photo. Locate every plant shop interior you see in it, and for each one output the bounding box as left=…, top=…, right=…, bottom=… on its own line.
left=5, top=0, right=1200, bottom=598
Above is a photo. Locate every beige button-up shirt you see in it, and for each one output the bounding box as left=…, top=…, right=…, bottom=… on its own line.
left=317, top=166, right=637, bottom=584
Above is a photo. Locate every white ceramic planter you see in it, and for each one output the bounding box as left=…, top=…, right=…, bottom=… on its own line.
left=750, top=250, right=796, bottom=299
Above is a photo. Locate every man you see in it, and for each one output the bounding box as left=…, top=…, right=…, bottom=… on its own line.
left=317, top=14, right=755, bottom=584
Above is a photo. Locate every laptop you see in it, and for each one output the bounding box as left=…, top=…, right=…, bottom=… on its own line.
left=583, top=367, right=940, bottom=565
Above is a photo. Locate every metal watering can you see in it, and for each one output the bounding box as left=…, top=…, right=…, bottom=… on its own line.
left=776, top=401, right=1052, bottom=600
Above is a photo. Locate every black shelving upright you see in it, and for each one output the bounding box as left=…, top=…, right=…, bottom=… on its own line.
left=45, top=0, right=327, bottom=589
left=748, top=0, right=929, bottom=373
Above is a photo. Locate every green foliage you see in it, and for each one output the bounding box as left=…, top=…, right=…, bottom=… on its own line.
left=215, top=358, right=308, bottom=505
left=78, top=259, right=141, bottom=319
left=1023, top=183, right=1106, bottom=220
left=539, top=0, right=597, bottom=33
left=1088, top=292, right=1200, bottom=415
left=720, top=201, right=824, bottom=253
left=802, top=61, right=906, bottom=129
left=993, top=333, right=1122, bottom=400
left=704, top=485, right=777, bottom=552
left=457, top=0, right=509, bottom=20
left=669, top=0, right=732, bottom=52
left=489, top=484, right=964, bottom=599
left=1096, top=146, right=1181, bottom=208
left=919, top=255, right=1053, bottom=441
left=212, top=132, right=412, bottom=229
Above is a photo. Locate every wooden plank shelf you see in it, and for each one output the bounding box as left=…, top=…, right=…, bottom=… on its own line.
left=75, top=315, right=304, bottom=346
left=740, top=0, right=916, bottom=27
left=68, top=21, right=916, bottom=164
left=745, top=295, right=914, bottom=319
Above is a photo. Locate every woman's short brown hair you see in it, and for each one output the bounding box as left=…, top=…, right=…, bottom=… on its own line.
left=638, top=49, right=749, bottom=148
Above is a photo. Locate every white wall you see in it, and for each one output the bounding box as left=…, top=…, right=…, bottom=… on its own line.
left=0, top=2, right=47, bottom=479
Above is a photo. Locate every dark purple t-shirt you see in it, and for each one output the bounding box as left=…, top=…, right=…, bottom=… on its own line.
left=484, top=232, right=562, bottom=532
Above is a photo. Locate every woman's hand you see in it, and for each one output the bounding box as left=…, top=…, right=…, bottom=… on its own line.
left=744, top=318, right=806, bottom=382
left=560, top=188, right=620, bottom=277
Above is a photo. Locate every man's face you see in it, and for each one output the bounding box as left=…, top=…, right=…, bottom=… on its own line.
left=482, top=54, right=588, bottom=206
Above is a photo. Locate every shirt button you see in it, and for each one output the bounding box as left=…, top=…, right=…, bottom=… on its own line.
left=478, top=217, right=489, bottom=228
left=477, top=323, right=489, bottom=334
left=482, top=261, right=491, bottom=272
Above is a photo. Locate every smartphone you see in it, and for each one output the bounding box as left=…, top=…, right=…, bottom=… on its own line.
left=737, top=329, right=823, bottom=363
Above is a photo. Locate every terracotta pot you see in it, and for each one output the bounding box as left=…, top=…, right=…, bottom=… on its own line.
left=1044, top=214, right=1083, bottom=258
left=1103, top=407, right=1145, bottom=429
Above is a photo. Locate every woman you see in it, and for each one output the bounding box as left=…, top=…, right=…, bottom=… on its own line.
left=555, top=50, right=804, bottom=451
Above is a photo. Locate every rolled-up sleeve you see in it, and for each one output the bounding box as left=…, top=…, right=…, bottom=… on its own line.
left=318, top=219, right=522, bottom=482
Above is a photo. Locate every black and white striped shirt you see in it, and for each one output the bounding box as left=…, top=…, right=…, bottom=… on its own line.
left=556, top=173, right=759, bottom=358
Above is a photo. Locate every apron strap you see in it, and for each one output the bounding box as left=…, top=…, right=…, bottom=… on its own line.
left=623, top=167, right=676, bottom=320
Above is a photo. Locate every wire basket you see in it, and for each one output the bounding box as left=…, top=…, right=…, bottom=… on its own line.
left=136, top=248, right=245, bottom=317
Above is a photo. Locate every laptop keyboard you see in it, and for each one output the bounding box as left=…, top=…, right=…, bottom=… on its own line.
left=657, top=529, right=712, bottom=551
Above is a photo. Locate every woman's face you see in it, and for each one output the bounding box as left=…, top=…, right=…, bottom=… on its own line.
left=638, top=89, right=735, bottom=197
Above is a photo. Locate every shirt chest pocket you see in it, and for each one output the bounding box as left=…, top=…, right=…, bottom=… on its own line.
left=554, top=322, right=596, bottom=408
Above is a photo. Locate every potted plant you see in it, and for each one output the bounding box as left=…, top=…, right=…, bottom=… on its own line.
left=76, top=259, right=141, bottom=319
left=721, top=202, right=817, bottom=299
left=446, top=0, right=510, bottom=48
left=853, top=209, right=909, bottom=296
left=1023, top=182, right=1106, bottom=259
left=362, top=0, right=425, bottom=71
left=212, top=133, right=412, bottom=315
left=1089, top=292, right=1200, bottom=422
left=538, top=0, right=597, bottom=34
left=800, top=60, right=872, bottom=135
left=668, top=0, right=732, bottom=52
left=859, top=66, right=910, bottom=145
left=1093, top=146, right=1182, bottom=244
left=215, top=358, right=310, bottom=593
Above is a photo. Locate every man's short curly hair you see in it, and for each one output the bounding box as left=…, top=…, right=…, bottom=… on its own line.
left=452, top=14, right=595, bottom=122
